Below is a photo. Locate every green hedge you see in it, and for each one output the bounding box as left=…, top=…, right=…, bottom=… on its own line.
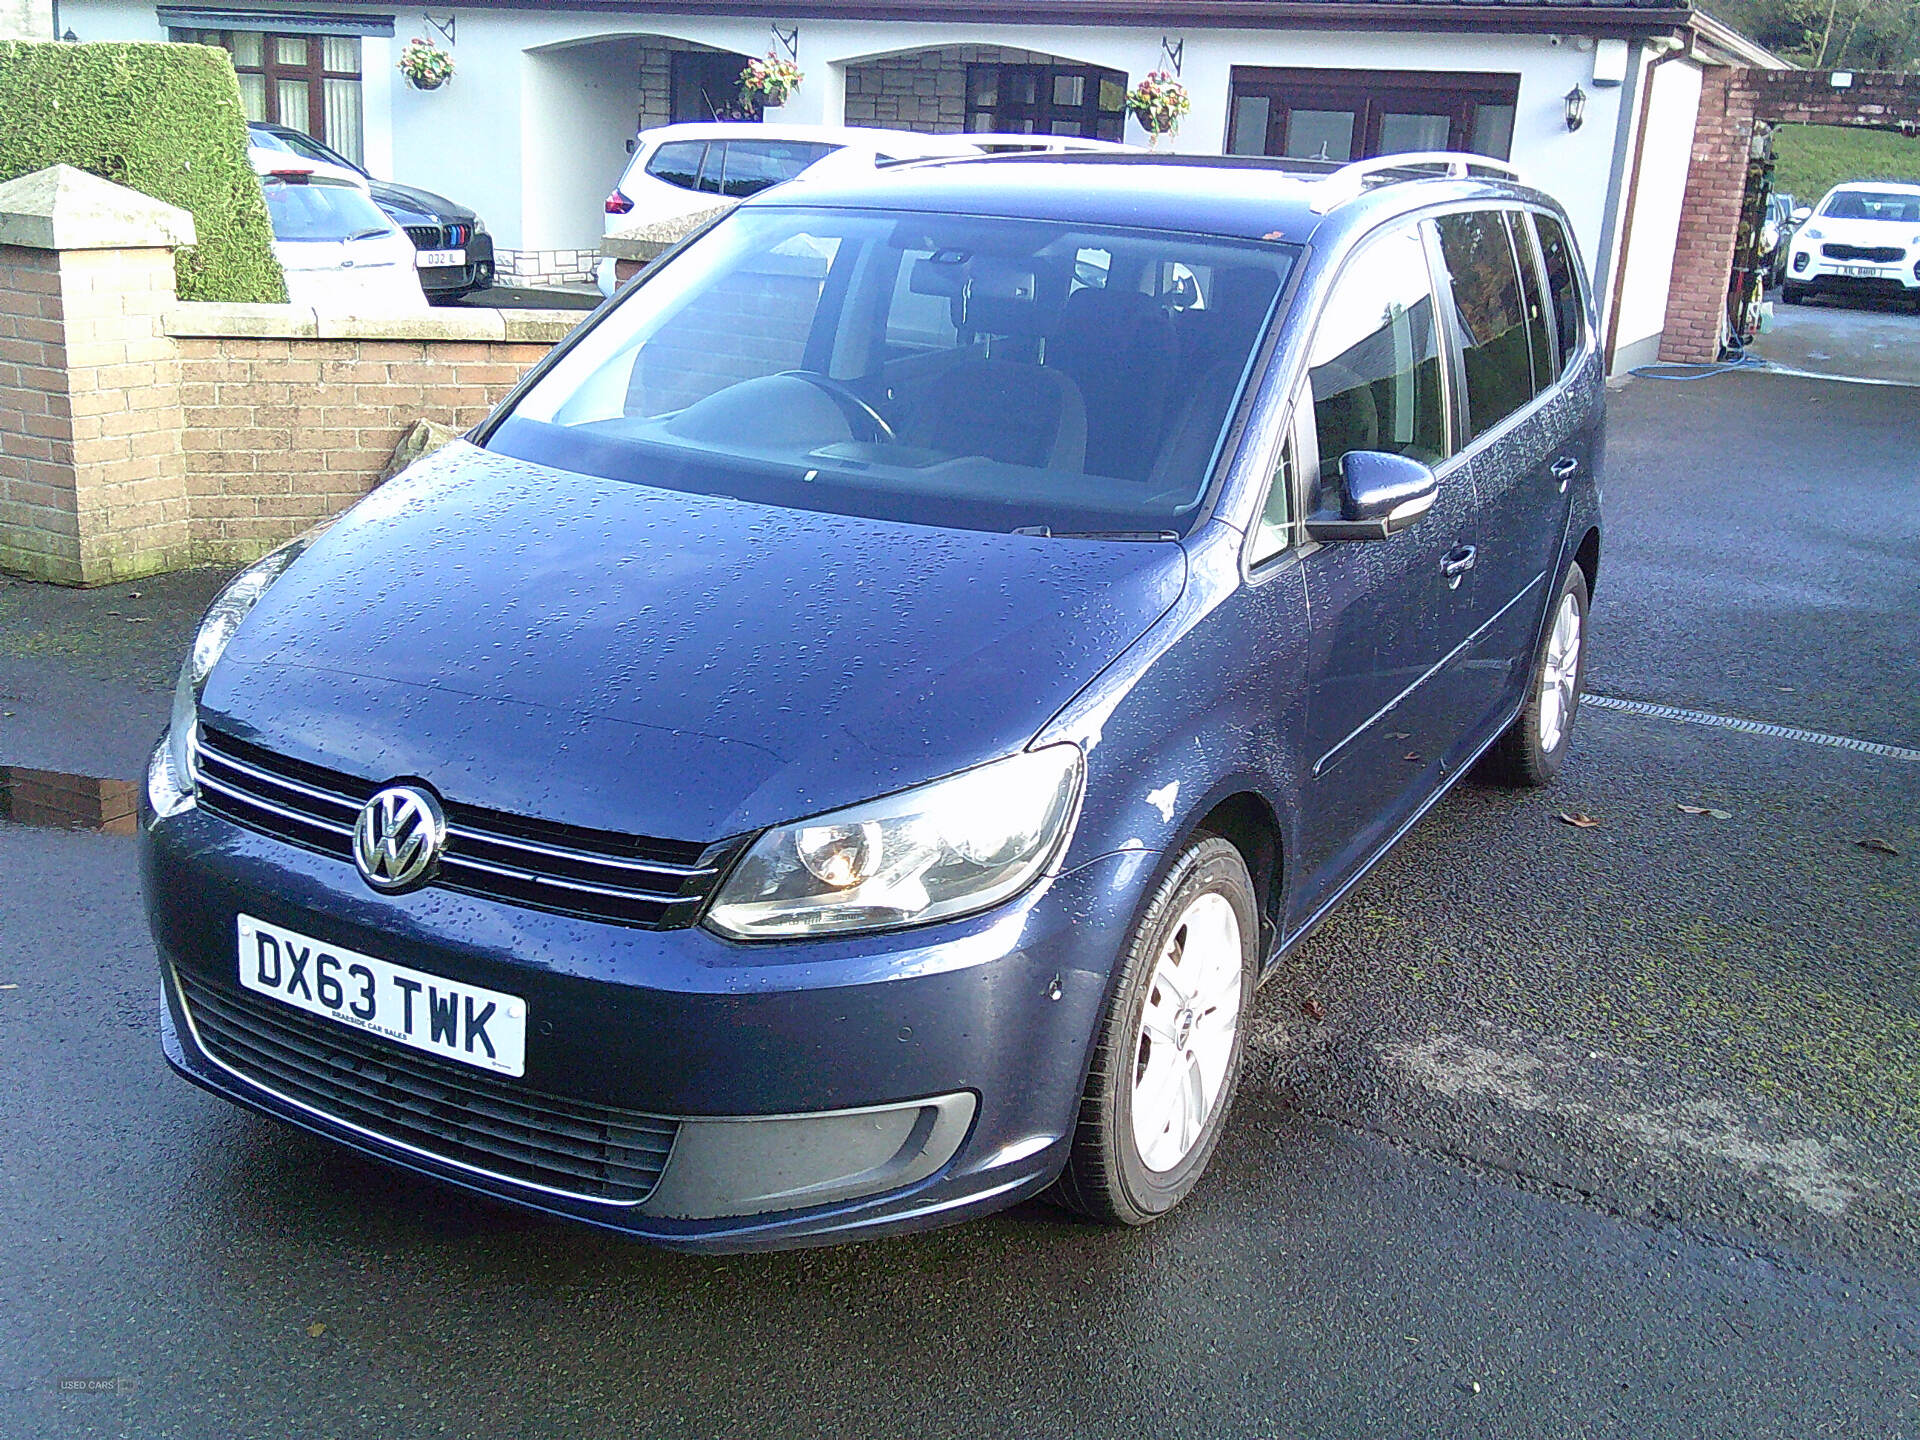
left=0, top=40, right=285, bottom=302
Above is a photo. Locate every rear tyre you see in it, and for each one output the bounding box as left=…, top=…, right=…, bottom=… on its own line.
left=1483, top=563, right=1590, bottom=788
left=1050, top=836, right=1258, bottom=1226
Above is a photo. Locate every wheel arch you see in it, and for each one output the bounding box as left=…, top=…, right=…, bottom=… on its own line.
left=1188, top=790, right=1285, bottom=967
left=1573, top=525, right=1601, bottom=597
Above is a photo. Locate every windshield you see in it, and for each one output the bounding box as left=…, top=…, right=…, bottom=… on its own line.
left=490, top=206, right=1297, bottom=536
left=1820, top=189, right=1920, bottom=223
left=262, top=178, right=392, bottom=243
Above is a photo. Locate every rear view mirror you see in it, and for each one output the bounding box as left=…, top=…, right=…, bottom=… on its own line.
left=1305, top=451, right=1438, bottom=542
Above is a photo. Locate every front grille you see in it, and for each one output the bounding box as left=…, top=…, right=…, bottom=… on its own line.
left=445, top=223, right=470, bottom=248
left=194, top=727, right=742, bottom=929
left=178, top=968, right=677, bottom=1203
left=403, top=224, right=444, bottom=249
left=1822, top=243, right=1904, bottom=263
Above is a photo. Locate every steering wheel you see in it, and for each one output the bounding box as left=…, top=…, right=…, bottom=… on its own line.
left=781, top=371, right=897, bottom=444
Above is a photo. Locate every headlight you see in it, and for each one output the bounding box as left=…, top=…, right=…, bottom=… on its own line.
left=704, top=746, right=1084, bottom=940
left=150, top=533, right=318, bottom=817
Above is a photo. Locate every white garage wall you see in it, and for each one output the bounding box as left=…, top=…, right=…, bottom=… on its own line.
left=1608, top=57, right=1706, bottom=370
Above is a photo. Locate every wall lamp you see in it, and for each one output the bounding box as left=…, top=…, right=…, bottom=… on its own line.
left=1563, top=85, right=1587, bottom=132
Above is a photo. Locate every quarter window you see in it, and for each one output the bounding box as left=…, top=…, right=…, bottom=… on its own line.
left=1532, top=213, right=1586, bottom=377
left=1431, top=211, right=1535, bottom=442
left=1305, top=224, right=1449, bottom=509
left=646, top=141, right=708, bottom=192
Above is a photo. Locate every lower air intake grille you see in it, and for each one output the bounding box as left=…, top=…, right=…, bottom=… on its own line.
left=177, top=969, right=678, bottom=1204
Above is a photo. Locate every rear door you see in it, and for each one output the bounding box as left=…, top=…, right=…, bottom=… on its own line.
left=1292, top=220, right=1482, bottom=908
left=1427, top=208, right=1565, bottom=735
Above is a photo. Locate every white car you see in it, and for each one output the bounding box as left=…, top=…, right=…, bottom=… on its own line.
left=251, top=149, right=429, bottom=313
left=1781, top=180, right=1920, bottom=309
left=595, top=124, right=1130, bottom=296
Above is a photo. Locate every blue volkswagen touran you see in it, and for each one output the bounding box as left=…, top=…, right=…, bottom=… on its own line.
left=144, top=152, right=1602, bottom=1250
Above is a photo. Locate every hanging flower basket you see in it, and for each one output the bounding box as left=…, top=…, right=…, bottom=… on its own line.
left=1127, top=70, right=1190, bottom=142
left=399, top=38, right=454, bottom=91
left=740, top=54, right=802, bottom=110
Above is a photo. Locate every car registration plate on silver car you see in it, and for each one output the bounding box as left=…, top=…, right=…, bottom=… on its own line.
left=236, top=914, right=526, bottom=1076
left=416, top=249, right=466, bottom=268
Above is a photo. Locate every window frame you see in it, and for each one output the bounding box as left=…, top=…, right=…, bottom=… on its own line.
left=1527, top=210, right=1591, bottom=382
left=1226, top=67, right=1521, bottom=162
left=171, top=28, right=361, bottom=157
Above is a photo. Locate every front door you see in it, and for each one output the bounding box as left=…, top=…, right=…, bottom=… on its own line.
left=1290, top=222, right=1484, bottom=913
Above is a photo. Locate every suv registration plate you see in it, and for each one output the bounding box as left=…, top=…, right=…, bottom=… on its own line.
left=236, top=914, right=526, bottom=1076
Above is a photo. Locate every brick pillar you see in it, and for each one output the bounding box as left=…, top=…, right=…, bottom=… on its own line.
left=0, top=165, right=194, bottom=584
left=1656, top=71, right=1758, bottom=365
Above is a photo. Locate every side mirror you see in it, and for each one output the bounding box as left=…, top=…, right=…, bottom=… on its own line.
left=1304, top=451, right=1438, bottom=542
left=1791, top=205, right=1812, bottom=223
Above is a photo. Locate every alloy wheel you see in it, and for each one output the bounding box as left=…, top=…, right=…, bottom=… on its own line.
left=1130, top=891, right=1245, bottom=1173
left=1537, top=590, right=1583, bottom=754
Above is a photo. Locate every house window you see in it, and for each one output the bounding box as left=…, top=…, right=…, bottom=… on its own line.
left=965, top=64, right=1127, bottom=141
left=171, top=28, right=363, bottom=164
left=1226, top=68, right=1519, bottom=163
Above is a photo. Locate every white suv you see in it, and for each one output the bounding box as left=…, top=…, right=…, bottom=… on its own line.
left=597, top=123, right=1128, bottom=296
left=1781, top=181, right=1920, bottom=309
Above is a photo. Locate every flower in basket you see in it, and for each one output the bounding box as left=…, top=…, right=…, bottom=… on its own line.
left=740, top=53, right=803, bottom=109
left=398, top=37, right=454, bottom=91
left=1127, top=70, right=1191, bottom=137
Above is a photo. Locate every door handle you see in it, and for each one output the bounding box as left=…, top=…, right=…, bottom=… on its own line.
left=1549, top=456, right=1579, bottom=492
left=1441, top=544, right=1477, bottom=587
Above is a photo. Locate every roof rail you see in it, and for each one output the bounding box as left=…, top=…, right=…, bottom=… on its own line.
left=1308, top=152, right=1525, bottom=214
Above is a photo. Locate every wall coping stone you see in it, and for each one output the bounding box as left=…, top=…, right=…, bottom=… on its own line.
left=602, top=201, right=735, bottom=262
left=164, top=303, right=583, bottom=342
left=0, top=164, right=196, bottom=252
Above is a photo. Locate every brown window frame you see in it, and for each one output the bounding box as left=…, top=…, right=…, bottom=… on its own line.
left=1227, top=67, right=1520, bottom=162
left=964, top=63, right=1128, bottom=142
left=170, top=28, right=361, bottom=150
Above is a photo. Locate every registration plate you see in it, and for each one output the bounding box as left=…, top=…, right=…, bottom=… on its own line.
left=236, top=914, right=526, bottom=1076
left=1840, top=265, right=1882, bottom=278
left=416, top=249, right=465, bottom=268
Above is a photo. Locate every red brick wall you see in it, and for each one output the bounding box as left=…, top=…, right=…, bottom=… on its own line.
left=1658, top=70, right=1920, bottom=364
left=174, top=335, right=559, bottom=565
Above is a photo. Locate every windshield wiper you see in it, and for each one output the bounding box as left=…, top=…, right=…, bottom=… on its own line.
left=1013, top=526, right=1179, bottom=541
left=345, top=227, right=390, bottom=241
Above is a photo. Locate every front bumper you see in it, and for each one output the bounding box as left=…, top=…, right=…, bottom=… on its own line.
left=143, top=801, right=1154, bottom=1251
left=419, top=231, right=495, bottom=297
left=1787, top=255, right=1920, bottom=294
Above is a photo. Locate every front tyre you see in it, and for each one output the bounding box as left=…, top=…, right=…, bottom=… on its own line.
left=1051, top=836, right=1258, bottom=1225
left=1485, top=563, right=1590, bottom=788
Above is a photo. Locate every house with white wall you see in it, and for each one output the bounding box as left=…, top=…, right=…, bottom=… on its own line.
left=54, top=0, right=1780, bottom=370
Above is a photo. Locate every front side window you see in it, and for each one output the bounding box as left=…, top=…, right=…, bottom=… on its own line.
left=491, top=207, right=1297, bottom=537
left=1431, top=210, right=1535, bottom=442
left=1304, top=223, right=1448, bottom=510
left=1532, top=213, right=1586, bottom=376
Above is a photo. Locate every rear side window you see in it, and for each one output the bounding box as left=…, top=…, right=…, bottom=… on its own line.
left=1510, top=214, right=1555, bottom=396
left=714, top=140, right=835, bottom=197
left=645, top=141, right=707, bottom=191
left=1532, top=213, right=1585, bottom=376
left=1432, top=211, right=1535, bottom=442
left=1306, top=223, right=1449, bottom=504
